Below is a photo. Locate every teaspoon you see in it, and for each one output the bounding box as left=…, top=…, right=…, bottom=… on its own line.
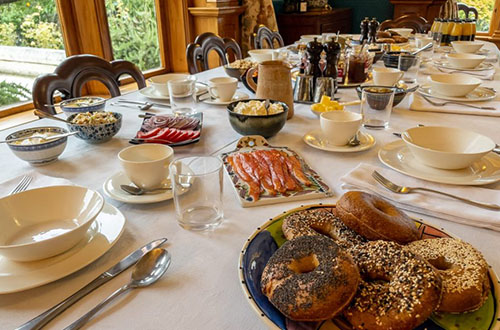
left=120, top=184, right=171, bottom=195
left=64, top=248, right=171, bottom=330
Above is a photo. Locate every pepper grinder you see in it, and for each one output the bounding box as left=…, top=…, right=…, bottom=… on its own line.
left=368, top=17, right=379, bottom=44
left=323, top=38, right=341, bottom=92
left=360, top=17, right=370, bottom=43
left=306, top=38, right=323, bottom=79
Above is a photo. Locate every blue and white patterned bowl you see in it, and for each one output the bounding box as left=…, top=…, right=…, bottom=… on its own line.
left=60, top=97, right=106, bottom=117
left=6, top=126, right=68, bottom=166
left=66, top=112, right=122, bottom=144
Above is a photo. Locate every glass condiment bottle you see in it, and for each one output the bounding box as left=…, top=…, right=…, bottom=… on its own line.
left=337, top=52, right=346, bottom=85
left=346, top=45, right=374, bottom=84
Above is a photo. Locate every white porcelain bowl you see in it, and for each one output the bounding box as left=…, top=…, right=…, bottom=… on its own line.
left=445, top=53, right=486, bottom=69
left=428, top=74, right=481, bottom=97
left=402, top=126, right=495, bottom=170
left=451, top=41, right=484, bottom=53
left=148, top=74, right=195, bottom=96
left=0, top=186, right=104, bottom=261
left=388, top=28, right=413, bottom=37
left=247, top=49, right=274, bottom=63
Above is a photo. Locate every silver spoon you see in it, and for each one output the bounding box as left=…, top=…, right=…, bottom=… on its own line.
left=1, top=131, right=78, bottom=144
left=111, top=102, right=153, bottom=111
left=347, top=132, right=361, bottom=147
left=120, top=184, right=171, bottom=195
left=64, top=248, right=171, bottom=330
left=34, top=110, right=72, bottom=124
left=411, top=42, right=433, bottom=55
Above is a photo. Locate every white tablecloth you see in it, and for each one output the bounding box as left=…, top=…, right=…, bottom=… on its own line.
left=1, top=44, right=500, bottom=330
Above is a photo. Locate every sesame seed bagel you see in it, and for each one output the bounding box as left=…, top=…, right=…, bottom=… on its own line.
left=405, top=238, right=490, bottom=313
left=282, top=208, right=367, bottom=252
left=336, top=191, right=420, bottom=244
left=345, top=240, right=442, bottom=330
left=261, top=235, right=360, bottom=321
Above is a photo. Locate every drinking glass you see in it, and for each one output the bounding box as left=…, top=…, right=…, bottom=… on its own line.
left=170, top=156, right=223, bottom=231
left=168, top=77, right=197, bottom=116
left=398, top=54, right=420, bottom=84
left=361, top=88, right=395, bottom=129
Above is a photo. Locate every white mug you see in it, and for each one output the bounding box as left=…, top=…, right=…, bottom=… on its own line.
left=118, top=144, right=174, bottom=190
left=320, top=111, right=362, bottom=146
left=372, top=67, right=404, bottom=86
left=208, top=77, right=238, bottom=102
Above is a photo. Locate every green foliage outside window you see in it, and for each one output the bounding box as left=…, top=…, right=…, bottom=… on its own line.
left=0, top=81, right=30, bottom=107
left=458, top=0, right=495, bottom=32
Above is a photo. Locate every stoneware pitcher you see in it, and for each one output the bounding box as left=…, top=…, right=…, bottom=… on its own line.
left=245, top=60, right=294, bottom=119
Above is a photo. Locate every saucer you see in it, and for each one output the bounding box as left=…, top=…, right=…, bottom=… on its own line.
left=201, top=91, right=249, bottom=105
left=303, top=129, right=376, bottom=152
left=139, top=84, right=208, bottom=100
left=103, top=171, right=173, bottom=204
left=378, top=140, right=500, bottom=185
left=417, top=86, right=496, bottom=102
left=0, top=202, right=125, bottom=294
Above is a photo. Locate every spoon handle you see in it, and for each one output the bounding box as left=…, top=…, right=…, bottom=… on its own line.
left=63, top=284, right=133, bottom=330
left=34, top=110, right=71, bottom=124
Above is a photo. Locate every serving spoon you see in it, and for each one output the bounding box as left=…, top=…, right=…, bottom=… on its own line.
left=1, top=131, right=78, bottom=144
left=120, top=184, right=171, bottom=196
left=64, top=248, right=171, bottom=330
left=34, top=110, right=72, bottom=124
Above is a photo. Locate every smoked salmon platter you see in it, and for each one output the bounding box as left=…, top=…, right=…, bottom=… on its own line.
left=221, top=136, right=332, bottom=207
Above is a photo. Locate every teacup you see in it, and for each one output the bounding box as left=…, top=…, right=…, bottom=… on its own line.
left=208, top=77, right=238, bottom=102
left=148, top=74, right=192, bottom=96
left=118, top=144, right=174, bottom=190
left=320, top=111, right=362, bottom=146
left=372, top=67, right=404, bottom=86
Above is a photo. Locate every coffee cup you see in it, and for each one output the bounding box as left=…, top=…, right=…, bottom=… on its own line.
left=320, top=111, right=362, bottom=146
left=118, top=144, right=174, bottom=190
left=148, top=74, right=192, bottom=96
left=208, top=77, right=238, bottom=102
left=372, top=67, right=404, bottom=86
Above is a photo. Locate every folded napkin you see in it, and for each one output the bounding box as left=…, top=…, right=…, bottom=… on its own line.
left=420, top=62, right=496, bottom=80
left=0, top=171, right=73, bottom=197
left=340, top=163, right=500, bottom=231
left=409, top=93, right=500, bottom=117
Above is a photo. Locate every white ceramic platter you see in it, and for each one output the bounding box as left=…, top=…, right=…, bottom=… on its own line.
left=0, top=202, right=125, bottom=294
left=417, top=86, right=496, bottom=102
left=201, top=91, right=249, bottom=105
left=303, top=129, right=376, bottom=153
left=434, top=60, right=494, bottom=72
left=378, top=140, right=500, bottom=185
left=139, top=84, right=208, bottom=100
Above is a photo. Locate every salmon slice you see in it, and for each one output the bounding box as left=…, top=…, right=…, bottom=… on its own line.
left=243, top=152, right=276, bottom=195
left=252, top=150, right=286, bottom=194
left=268, top=150, right=299, bottom=191
left=227, top=154, right=261, bottom=201
left=280, top=151, right=312, bottom=186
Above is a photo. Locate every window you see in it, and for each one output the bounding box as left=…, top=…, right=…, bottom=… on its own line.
left=0, top=0, right=65, bottom=109
left=458, top=0, right=496, bottom=32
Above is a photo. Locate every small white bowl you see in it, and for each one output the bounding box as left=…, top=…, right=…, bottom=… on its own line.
left=247, top=49, right=274, bottom=63
left=445, top=53, right=486, bottom=69
left=428, top=74, right=481, bottom=97
left=148, top=74, right=195, bottom=96
left=402, top=126, right=495, bottom=169
left=388, top=28, right=413, bottom=37
left=320, top=111, right=362, bottom=146
left=451, top=41, right=484, bottom=53
left=0, top=186, right=104, bottom=261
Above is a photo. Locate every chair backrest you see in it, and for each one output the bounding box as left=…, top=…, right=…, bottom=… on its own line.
left=32, top=54, right=146, bottom=114
left=253, top=25, right=284, bottom=49
left=379, top=14, right=431, bottom=34
left=458, top=2, right=479, bottom=20
left=186, top=32, right=242, bottom=74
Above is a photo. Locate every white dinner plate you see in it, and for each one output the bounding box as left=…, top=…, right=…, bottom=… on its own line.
left=103, top=171, right=173, bottom=204
left=0, top=202, right=125, bottom=294
left=434, top=60, right=494, bottom=72
left=139, top=84, right=208, bottom=100
left=378, top=140, right=500, bottom=185
left=303, top=129, right=376, bottom=153
left=201, top=91, right=249, bottom=105
left=417, top=85, right=496, bottom=102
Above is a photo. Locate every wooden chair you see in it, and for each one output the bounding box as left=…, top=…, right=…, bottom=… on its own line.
left=186, top=32, right=242, bottom=74
left=379, top=14, right=431, bottom=34
left=32, top=54, right=146, bottom=115
left=458, top=3, right=479, bottom=20
left=253, top=25, right=284, bottom=49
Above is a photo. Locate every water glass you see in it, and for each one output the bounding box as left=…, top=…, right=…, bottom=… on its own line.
left=170, top=156, right=223, bottom=231
left=168, top=77, right=197, bottom=116
left=398, top=54, right=420, bottom=84
left=361, top=88, right=395, bottom=129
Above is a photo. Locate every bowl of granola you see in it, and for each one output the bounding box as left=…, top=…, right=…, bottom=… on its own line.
left=66, top=111, right=122, bottom=143
left=224, top=59, right=256, bottom=80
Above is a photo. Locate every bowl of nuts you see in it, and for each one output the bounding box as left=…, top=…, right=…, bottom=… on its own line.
left=224, top=59, right=256, bottom=81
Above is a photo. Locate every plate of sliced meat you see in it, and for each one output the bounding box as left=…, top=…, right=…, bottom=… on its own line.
left=130, top=112, right=202, bottom=146
left=221, top=135, right=332, bottom=207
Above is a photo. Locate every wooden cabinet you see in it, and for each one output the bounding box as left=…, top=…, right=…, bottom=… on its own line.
left=277, top=9, right=353, bottom=45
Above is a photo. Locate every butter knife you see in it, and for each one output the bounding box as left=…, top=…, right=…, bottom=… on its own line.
left=16, top=238, right=168, bottom=330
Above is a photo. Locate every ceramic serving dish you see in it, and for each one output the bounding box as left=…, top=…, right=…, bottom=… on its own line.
left=356, top=85, right=411, bottom=107
left=67, top=112, right=122, bottom=143
left=6, top=126, right=69, bottom=166
left=402, top=126, right=495, bottom=170
left=382, top=51, right=410, bottom=68
left=0, top=186, right=104, bottom=261
left=428, top=74, right=481, bottom=97
left=239, top=204, right=500, bottom=330
left=451, top=41, right=484, bottom=53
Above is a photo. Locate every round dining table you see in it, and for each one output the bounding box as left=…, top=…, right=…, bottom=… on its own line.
left=1, top=42, right=500, bottom=330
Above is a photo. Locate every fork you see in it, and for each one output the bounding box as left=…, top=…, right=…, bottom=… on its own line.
left=372, top=171, right=500, bottom=210
left=9, top=175, right=33, bottom=195
left=421, top=95, right=496, bottom=110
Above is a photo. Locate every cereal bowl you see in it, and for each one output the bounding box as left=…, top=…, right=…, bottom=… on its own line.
left=428, top=74, right=481, bottom=97
left=6, top=126, right=69, bottom=166
left=67, top=112, right=122, bottom=144
left=445, top=53, right=486, bottom=69
left=0, top=185, right=104, bottom=261
left=356, top=85, right=408, bottom=107
left=59, top=96, right=106, bottom=117
left=248, top=49, right=274, bottom=63
left=451, top=41, right=484, bottom=53
left=402, top=126, right=495, bottom=169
